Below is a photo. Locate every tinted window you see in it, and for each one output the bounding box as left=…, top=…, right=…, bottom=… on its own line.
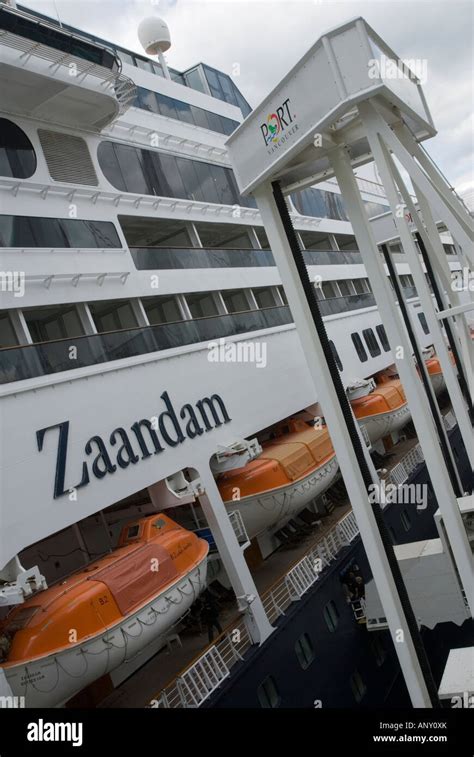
left=257, top=676, right=280, bottom=708
left=0, top=215, right=120, bottom=248
left=352, top=332, right=368, bottom=362
left=294, top=633, right=315, bottom=670
left=98, top=142, right=127, bottom=192
left=0, top=313, right=18, bottom=349
left=157, top=94, right=178, bottom=120
left=329, top=340, right=343, bottom=371
left=143, top=296, right=182, bottom=325
left=25, top=306, right=84, bottom=343
left=363, top=328, right=381, bottom=357
left=186, top=292, right=219, bottom=319
left=222, top=289, right=251, bottom=313
left=0, top=118, right=36, bottom=179
left=323, top=600, right=339, bottom=632
left=137, top=87, right=159, bottom=113
left=376, top=324, right=390, bottom=351
left=418, top=312, right=430, bottom=334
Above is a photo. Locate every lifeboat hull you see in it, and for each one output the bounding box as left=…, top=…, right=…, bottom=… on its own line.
left=225, top=455, right=339, bottom=537
left=2, top=555, right=207, bottom=708
left=357, top=404, right=412, bottom=444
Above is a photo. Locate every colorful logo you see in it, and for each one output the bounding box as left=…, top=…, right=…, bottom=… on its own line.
left=260, top=98, right=294, bottom=147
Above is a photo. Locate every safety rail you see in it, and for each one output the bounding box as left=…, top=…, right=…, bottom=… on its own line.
left=149, top=508, right=360, bottom=708
left=228, top=510, right=250, bottom=549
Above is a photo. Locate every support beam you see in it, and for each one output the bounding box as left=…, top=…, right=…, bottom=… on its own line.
left=197, top=464, right=274, bottom=645
left=255, top=180, right=434, bottom=708
left=330, top=142, right=473, bottom=614
left=372, top=132, right=472, bottom=448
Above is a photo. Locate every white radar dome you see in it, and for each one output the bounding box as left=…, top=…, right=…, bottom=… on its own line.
left=137, top=17, right=171, bottom=55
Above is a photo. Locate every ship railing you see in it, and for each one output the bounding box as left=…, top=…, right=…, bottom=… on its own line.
left=130, top=246, right=363, bottom=270
left=151, top=508, right=360, bottom=707
left=389, top=462, right=408, bottom=488
left=443, top=411, right=456, bottom=431
left=0, top=7, right=136, bottom=119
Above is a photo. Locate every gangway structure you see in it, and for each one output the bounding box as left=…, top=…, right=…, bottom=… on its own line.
left=226, top=17, right=473, bottom=709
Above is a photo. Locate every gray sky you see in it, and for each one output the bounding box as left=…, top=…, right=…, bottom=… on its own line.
left=22, top=0, right=473, bottom=194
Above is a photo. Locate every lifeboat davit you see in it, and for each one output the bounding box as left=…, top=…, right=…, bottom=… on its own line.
left=0, top=514, right=208, bottom=708
left=217, top=420, right=339, bottom=537
left=350, top=375, right=411, bottom=444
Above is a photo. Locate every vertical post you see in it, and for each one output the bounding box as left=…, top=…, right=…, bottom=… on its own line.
left=255, top=181, right=433, bottom=708
left=197, top=463, right=274, bottom=645
left=330, top=141, right=473, bottom=612
left=371, top=135, right=472, bottom=456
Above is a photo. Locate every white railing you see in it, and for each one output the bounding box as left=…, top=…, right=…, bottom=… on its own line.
left=151, top=507, right=360, bottom=707
left=175, top=647, right=230, bottom=707
left=389, top=462, right=408, bottom=487
left=284, top=555, right=319, bottom=599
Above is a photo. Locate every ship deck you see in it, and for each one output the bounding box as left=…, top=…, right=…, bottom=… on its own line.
left=99, top=434, right=421, bottom=709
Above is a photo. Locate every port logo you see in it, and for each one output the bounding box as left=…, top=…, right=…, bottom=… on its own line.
left=260, top=98, right=295, bottom=147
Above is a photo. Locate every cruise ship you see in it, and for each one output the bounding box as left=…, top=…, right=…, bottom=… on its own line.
left=0, top=0, right=472, bottom=722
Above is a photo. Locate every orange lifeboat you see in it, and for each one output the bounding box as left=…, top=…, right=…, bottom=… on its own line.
left=0, top=514, right=208, bottom=708
left=217, top=420, right=339, bottom=537
left=349, top=376, right=411, bottom=444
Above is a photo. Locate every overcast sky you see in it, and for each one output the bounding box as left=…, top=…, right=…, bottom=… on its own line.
left=22, top=0, right=473, bottom=195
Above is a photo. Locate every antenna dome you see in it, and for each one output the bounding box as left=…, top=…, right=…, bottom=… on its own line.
left=137, top=17, right=171, bottom=55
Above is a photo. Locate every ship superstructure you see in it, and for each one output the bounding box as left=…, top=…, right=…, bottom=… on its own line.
left=0, top=2, right=472, bottom=710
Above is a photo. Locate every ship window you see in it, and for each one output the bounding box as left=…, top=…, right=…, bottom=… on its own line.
left=294, top=633, right=315, bottom=670
left=353, top=278, right=370, bottom=294
left=0, top=119, right=36, bottom=179
left=321, top=281, right=338, bottom=299
left=0, top=313, right=18, bottom=349
left=350, top=669, right=367, bottom=702
left=363, top=328, right=381, bottom=357
left=323, top=600, right=339, bottom=632
left=25, top=305, right=84, bottom=343
left=89, top=300, right=138, bottom=333
left=191, top=105, right=211, bottom=130
left=136, top=87, right=160, bottom=114
left=157, top=94, right=178, bottom=120
left=135, top=57, right=154, bottom=73
left=184, top=67, right=207, bottom=94
left=252, top=287, right=277, bottom=309
left=329, top=340, right=343, bottom=371
left=370, top=635, right=387, bottom=667
left=418, top=312, right=430, bottom=334
left=338, top=279, right=356, bottom=296
left=277, top=286, right=288, bottom=305
left=0, top=215, right=121, bottom=249
left=351, top=333, right=368, bottom=362
left=375, top=324, right=390, bottom=352
left=400, top=509, right=412, bottom=532
left=257, top=676, right=280, bottom=708
left=186, top=292, right=219, bottom=319
left=221, top=289, right=251, bottom=313
left=126, top=524, right=140, bottom=539
left=143, top=295, right=182, bottom=325
left=98, top=142, right=251, bottom=208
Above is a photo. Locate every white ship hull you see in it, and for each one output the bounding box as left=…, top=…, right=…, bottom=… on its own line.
left=2, top=557, right=208, bottom=708
left=225, top=456, right=340, bottom=537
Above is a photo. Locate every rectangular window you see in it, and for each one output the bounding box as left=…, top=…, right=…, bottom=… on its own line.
left=353, top=278, right=369, bottom=294
left=295, top=633, right=315, bottom=670
left=363, top=328, right=381, bottom=357
left=338, top=279, right=356, bottom=296
left=89, top=300, right=138, bottom=333
left=350, top=669, right=367, bottom=702
left=418, top=312, right=430, bottom=334
left=329, top=340, right=343, bottom=371
left=400, top=509, right=411, bottom=532
left=0, top=312, right=18, bottom=348
left=25, top=305, right=84, bottom=343
left=143, top=296, right=182, bottom=325
left=375, top=324, right=390, bottom=352
left=352, top=332, right=368, bottom=362
left=257, top=676, right=280, bottom=708
left=323, top=600, right=339, bottom=632
left=222, top=289, right=251, bottom=313
left=252, top=287, right=277, bottom=309
left=185, top=292, right=219, bottom=319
